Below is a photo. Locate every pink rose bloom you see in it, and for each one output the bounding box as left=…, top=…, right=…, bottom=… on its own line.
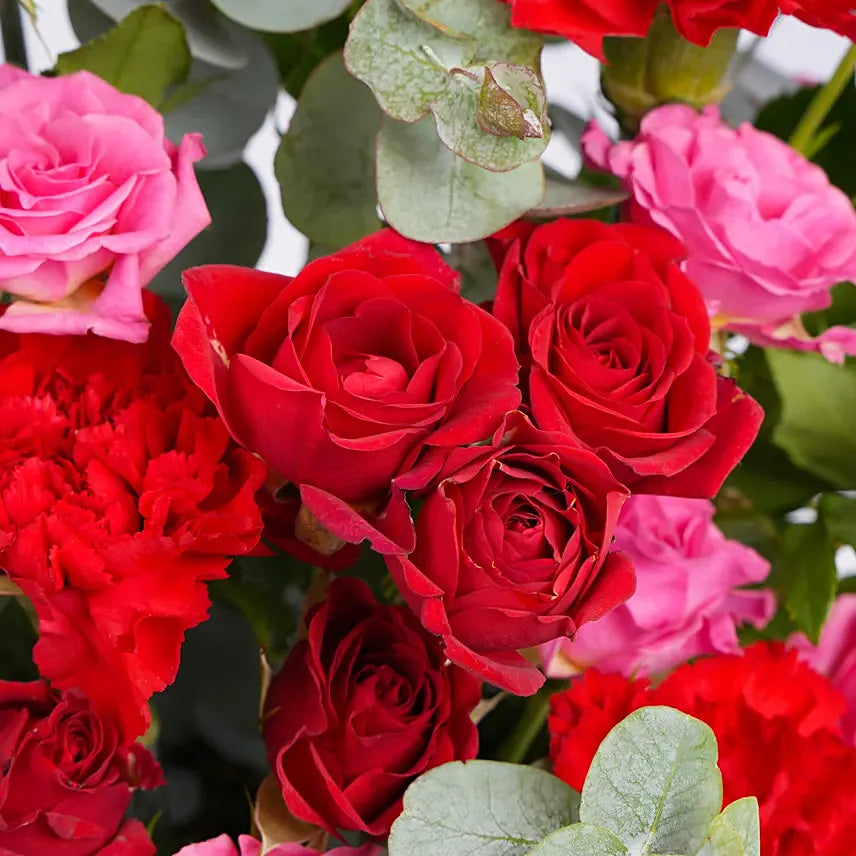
left=583, top=104, right=856, bottom=363
left=540, top=495, right=775, bottom=678
left=174, top=835, right=381, bottom=856
left=0, top=65, right=209, bottom=343
left=790, top=593, right=856, bottom=744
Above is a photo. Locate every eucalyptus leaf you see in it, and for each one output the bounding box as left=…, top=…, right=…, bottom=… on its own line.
left=388, top=760, right=580, bottom=856
left=767, top=349, right=856, bottom=489
left=345, top=0, right=547, bottom=172
left=56, top=5, right=192, bottom=109
left=276, top=53, right=382, bottom=247
left=698, top=798, right=761, bottom=856
left=376, top=116, right=544, bottom=243
left=397, top=0, right=541, bottom=66
left=580, top=707, right=722, bottom=856
left=524, top=824, right=628, bottom=856
left=209, top=0, right=352, bottom=33
left=527, top=178, right=627, bottom=219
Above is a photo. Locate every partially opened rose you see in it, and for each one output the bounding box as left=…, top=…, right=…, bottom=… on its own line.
left=489, top=218, right=762, bottom=497
left=540, top=495, right=774, bottom=679
left=262, top=578, right=480, bottom=837
left=174, top=229, right=520, bottom=556
left=0, top=679, right=161, bottom=855
left=174, top=835, right=381, bottom=856
left=584, top=105, right=856, bottom=362
left=0, top=66, right=209, bottom=342
left=387, top=412, right=634, bottom=695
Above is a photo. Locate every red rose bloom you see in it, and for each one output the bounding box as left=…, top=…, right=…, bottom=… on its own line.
left=0, top=295, right=266, bottom=743
left=0, top=679, right=162, bottom=856
left=779, top=0, right=856, bottom=38
left=173, top=229, right=520, bottom=558
left=386, top=412, right=635, bottom=696
left=262, top=578, right=480, bottom=837
left=490, top=219, right=762, bottom=498
left=549, top=643, right=856, bottom=856
left=498, top=0, right=777, bottom=57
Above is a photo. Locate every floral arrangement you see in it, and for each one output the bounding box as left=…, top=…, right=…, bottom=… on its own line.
left=1, top=0, right=856, bottom=854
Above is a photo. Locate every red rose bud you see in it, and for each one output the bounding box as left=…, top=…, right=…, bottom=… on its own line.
left=386, top=411, right=635, bottom=696
left=0, top=680, right=162, bottom=856
left=0, top=294, right=266, bottom=743
left=489, top=219, right=763, bottom=498
left=262, top=578, right=480, bottom=837
left=173, top=229, right=520, bottom=557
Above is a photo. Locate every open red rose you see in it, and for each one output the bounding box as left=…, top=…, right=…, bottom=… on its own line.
left=173, top=229, right=520, bottom=557
left=0, top=294, right=266, bottom=742
left=386, top=412, right=634, bottom=696
left=549, top=644, right=856, bottom=856
left=262, top=578, right=480, bottom=837
left=489, top=219, right=762, bottom=498
left=0, top=679, right=162, bottom=856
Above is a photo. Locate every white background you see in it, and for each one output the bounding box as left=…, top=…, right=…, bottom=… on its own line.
left=18, top=7, right=853, bottom=276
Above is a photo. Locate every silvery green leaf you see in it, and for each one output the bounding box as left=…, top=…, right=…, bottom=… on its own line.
left=276, top=53, right=383, bottom=247
left=209, top=0, right=352, bottom=33
left=376, top=116, right=544, bottom=243
left=345, top=0, right=547, bottom=172
left=697, top=798, right=761, bottom=856
left=388, top=760, right=580, bottom=856
left=580, top=707, right=723, bottom=856
left=524, top=823, right=628, bottom=856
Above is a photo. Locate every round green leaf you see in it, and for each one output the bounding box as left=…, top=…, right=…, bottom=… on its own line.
left=377, top=116, right=544, bottom=243
left=276, top=53, right=382, bottom=246
left=580, top=707, right=723, bottom=856
left=389, top=760, right=580, bottom=856
left=698, top=798, right=761, bottom=856
left=209, top=0, right=352, bottom=33
left=345, top=0, right=548, bottom=172
left=524, top=824, right=628, bottom=856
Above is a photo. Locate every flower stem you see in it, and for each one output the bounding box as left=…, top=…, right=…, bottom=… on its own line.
left=789, top=43, right=856, bottom=156
left=498, top=683, right=555, bottom=764
left=0, top=0, right=28, bottom=69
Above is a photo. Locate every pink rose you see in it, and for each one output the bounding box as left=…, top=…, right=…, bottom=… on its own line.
left=173, top=835, right=381, bottom=856
left=583, top=105, right=856, bottom=363
left=540, top=495, right=775, bottom=678
left=790, top=594, right=856, bottom=744
left=0, top=65, right=209, bottom=343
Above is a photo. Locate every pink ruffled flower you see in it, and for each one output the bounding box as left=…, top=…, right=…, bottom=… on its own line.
left=0, top=65, right=209, bottom=343
left=540, top=495, right=774, bottom=678
left=173, top=835, right=381, bottom=856
left=583, top=105, right=856, bottom=363
left=790, top=593, right=856, bottom=744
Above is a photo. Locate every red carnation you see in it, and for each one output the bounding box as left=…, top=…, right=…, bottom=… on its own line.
left=173, top=229, right=520, bottom=559
left=387, top=412, right=634, bottom=696
left=262, top=578, right=480, bottom=837
left=549, top=643, right=856, bottom=855
left=489, top=219, right=762, bottom=498
left=0, top=679, right=162, bottom=856
left=0, top=294, right=266, bottom=743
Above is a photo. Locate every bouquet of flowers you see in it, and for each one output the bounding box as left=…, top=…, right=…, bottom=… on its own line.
left=2, top=0, right=856, bottom=853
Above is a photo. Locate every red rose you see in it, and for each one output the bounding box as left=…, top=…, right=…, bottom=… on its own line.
left=549, top=644, right=856, bottom=856
left=0, top=679, right=162, bottom=856
left=489, top=219, right=762, bottom=498
left=173, top=229, right=520, bottom=557
left=498, top=0, right=777, bottom=57
left=779, top=0, right=856, bottom=38
left=386, top=412, right=634, bottom=696
left=0, top=294, right=266, bottom=742
left=262, top=578, right=480, bottom=837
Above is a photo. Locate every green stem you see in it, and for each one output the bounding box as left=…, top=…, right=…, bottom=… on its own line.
left=789, top=43, right=856, bottom=155
left=498, top=684, right=554, bottom=764
left=0, top=0, right=28, bottom=69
